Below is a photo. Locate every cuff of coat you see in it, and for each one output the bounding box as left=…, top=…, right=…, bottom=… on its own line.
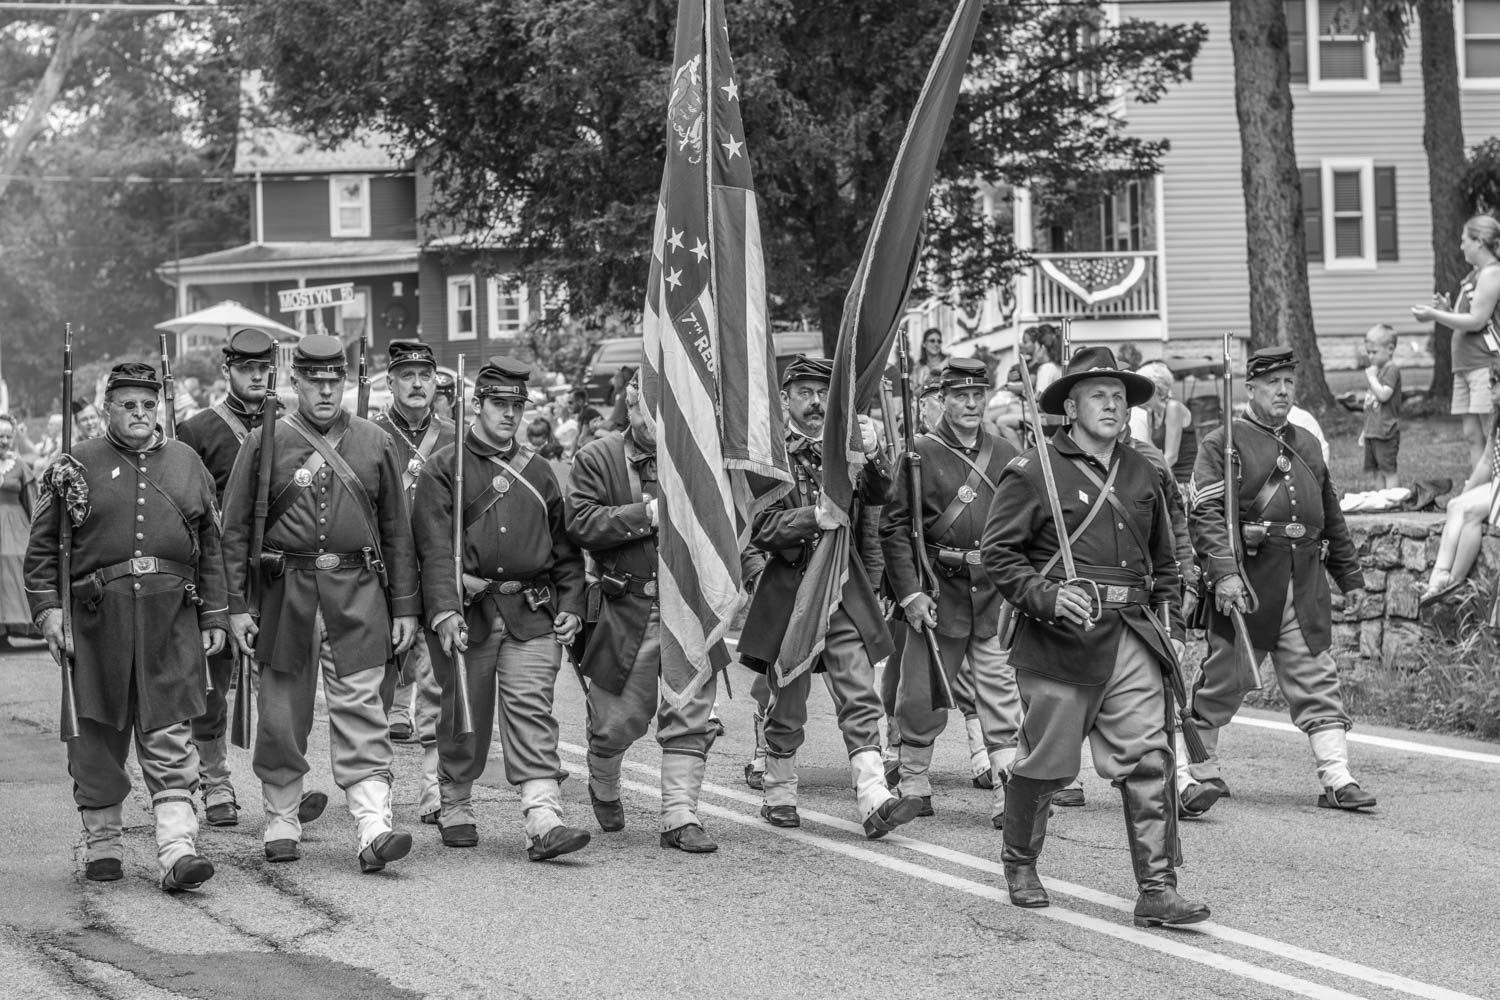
left=1206, top=555, right=1239, bottom=583
left=431, top=610, right=459, bottom=630
left=619, top=503, right=654, bottom=538
left=27, top=591, right=60, bottom=618
left=228, top=592, right=251, bottom=616
left=1336, top=571, right=1364, bottom=594
left=389, top=594, right=423, bottom=618
left=199, top=610, right=229, bottom=632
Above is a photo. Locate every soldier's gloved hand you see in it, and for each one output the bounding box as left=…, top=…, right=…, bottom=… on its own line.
left=1182, top=585, right=1200, bottom=623
left=1214, top=574, right=1248, bottom=615
left=435, top=614, right=468, bottom=655
left=229, top=612, right=258, bottom=658
left=391, top=615, right=419, bottom=655
left=202, top=628, right=226, bottom=657
left=1054, top=584, right=1095, bottom=626
left=553, top=612, right=582, bottom=645
left=813, top=499, right=840, bottom=531
left=645, top=495, right=659, bottom=528
left=38, top=608, right=72, bottom=665
left=903, top=593, right=938, bottom=631
left=1336, top=588, right=1365, bottom=613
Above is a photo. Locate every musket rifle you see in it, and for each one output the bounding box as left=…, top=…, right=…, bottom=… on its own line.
left=158, top=332, right=177, bottom=440
left=56, top=325, right=80, bottom=742
left=896, top=335, right=956, bottom=712
left=449, top=356, right=476, bottom=742
left=356, top=326, right=371, bottom=419
left=231, top=348, right=278, bottom=748
left=1219, top=332, right=1263, bottom=693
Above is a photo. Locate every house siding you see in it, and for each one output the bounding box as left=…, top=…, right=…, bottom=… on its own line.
left=1125, top=2, right=1500, bottom=362
left=418, top=249, right=527, bottom=370
left=260, top=174, right=416, bottom=242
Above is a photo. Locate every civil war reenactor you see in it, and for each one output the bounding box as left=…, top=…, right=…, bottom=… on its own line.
left=411, top=356, right=592, bottom=861
left=566, top=371, right=719, bottom=853
left=371, top=339, right=455, bottom=827
left=739, top=355, right=924, bottom=839
left=1183, top=347, right=1371, bottom=814
left=221, top=334, right=422, bottom=873
left=982, top=346, right=1209, bottom=926
left=26, top=362, right=228, bottom=891
left=880, top=357, right=1021, bottom=828
left=177, top=328, right=326, bottom=831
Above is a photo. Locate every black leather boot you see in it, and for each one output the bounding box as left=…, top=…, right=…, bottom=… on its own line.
left=1120, top=749, right=1210, bottom=928
left=1001, top=774, right=1066, bottom=908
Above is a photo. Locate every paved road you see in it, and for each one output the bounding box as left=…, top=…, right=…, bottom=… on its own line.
left=2, top=639, right=1497, bottom=1000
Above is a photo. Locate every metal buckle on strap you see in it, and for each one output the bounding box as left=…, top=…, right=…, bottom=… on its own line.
left=314, top=553, right=342, bottom=570
left=641, top=580, right=659, bottom=597
left=129, top=556, right=159, bottom=575
left=1283, top=522, right=1307, bottom=539
left=1103, top=585, right=1131, bottom=604
left=963, top=550, right=982, bottom=566
left=495, top=580, right=525, bottom=595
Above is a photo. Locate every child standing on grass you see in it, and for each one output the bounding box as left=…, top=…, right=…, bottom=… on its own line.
left=1361, top=323, right=1402, bottom=489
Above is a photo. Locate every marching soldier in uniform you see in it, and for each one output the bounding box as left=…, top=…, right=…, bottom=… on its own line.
left=567, top=372, right=720, bottom=852
left=881, top=358, right=1021, bottom=827
left=412, top=357, right=592, bottom=861
left=371, top=339, right=455, bottom=826
left=739, top=355, right=924, bottom=839
left=26, top=362, right=228, bottom=891
left=982, top=346, right=1208, bottom=926
left=221, top=334, right=422, bottom=873
left=1183, top=347, right=1371, bottom=814
left=177, top=328, right=327, bottom=830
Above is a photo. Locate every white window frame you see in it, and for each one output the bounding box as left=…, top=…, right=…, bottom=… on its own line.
left=447, top=275, right=477, bottom=341
left=1319, top=158, right=1377, bottom=271
left=1305, top=1, right=1380, bottom=92
left=486, top=277, right=530, bottom=340
left=1457, top=0, right=1500, bottom=90
left=329, top=175, right=371, bottom=238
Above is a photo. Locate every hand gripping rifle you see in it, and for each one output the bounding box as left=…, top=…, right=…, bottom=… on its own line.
left=158, top=332, right=177, bottom=440
left=356, top=326, right=372, bottom=419
left=895, top=336, right=956, bottom=711
left=231, top=353, right=278, bottom=749
left=57, top=325, right=80, bottom=742
left=1219, top=332, right=1262, bottom=693
left=449, top=356, right=476, bottom=742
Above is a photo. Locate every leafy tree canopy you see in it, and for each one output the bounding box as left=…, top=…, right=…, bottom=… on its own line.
left=244, top=0, right=1205, bottom=341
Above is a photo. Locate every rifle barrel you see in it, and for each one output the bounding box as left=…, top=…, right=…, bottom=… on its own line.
left=449, top=356, right=475, bottom=741
left=58, top=324, right=80, bottom=741
left=158, top=332, right=176, bottom=440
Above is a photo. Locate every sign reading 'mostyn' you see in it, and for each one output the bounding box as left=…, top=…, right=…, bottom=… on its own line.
left=278, top=283, right=356, bottom=313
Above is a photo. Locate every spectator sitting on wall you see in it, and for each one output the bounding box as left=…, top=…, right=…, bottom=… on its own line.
left=1420, top=359, right=1500, bottom=607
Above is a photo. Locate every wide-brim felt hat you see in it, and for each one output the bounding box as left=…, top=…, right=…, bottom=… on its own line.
left=1037, top=345, right=1155, bottom=416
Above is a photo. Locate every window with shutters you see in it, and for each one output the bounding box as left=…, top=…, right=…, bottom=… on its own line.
left=1459, top=0, right=1500, bottom=88
left=1301, top=160, right=1397, bottom=270
left=1287, top=1, right=1390, bottom=90
left=447, top=276, right=476, bottom=341
left=486, top=277, right=529, bottom=340
left=329, top=176, right=371, bottom=237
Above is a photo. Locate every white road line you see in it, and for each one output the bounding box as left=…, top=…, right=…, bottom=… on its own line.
left=719, top=636, right=1500, bottom=767
left=558, top=741, right=1484, bottom=1000
left=559, top=758, right=1364, bottom=1000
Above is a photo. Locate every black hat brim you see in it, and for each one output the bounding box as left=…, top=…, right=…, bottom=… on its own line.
left=1038, top=369, right=1155, bottom=416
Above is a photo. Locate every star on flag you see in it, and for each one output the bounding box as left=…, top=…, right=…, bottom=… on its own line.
left=721, top=79, right=739, bottom=101
left=690, top=238, right=708, bottom=262
left=666, top=268, right=683, bottom=290
left=667, top=228, right=685, bottom=252
left=722, top=136, right=743, bottom=159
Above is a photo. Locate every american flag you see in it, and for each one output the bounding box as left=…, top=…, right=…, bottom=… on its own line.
left=775, top=0, right=984, bottom=685
left=642, top=0, right=790, bottom=708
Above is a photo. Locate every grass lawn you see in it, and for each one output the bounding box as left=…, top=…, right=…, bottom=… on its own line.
left=1322, top=409, right=1475, bottom=495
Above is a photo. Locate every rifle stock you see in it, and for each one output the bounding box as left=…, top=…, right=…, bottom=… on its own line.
left=231, top=355, right=279, bottom=749
left=158, top=332, right=177, bottom=440
left=356, top=327, right=371, bottom=419
left=58, top=324, right=80, bottom=742
left=1219, top=333, right=1263, bottom=693
left=449, top=356, right=475, bottom=742
left=895, top=336, right=956, bottom=712
left=1153, top=606, right=1207, bottom=764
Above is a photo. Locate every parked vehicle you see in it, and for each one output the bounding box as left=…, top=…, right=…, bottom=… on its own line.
left=582, top=338, right=646, bottom=405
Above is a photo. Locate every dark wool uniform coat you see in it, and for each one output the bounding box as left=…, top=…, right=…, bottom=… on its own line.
left=177, top=396, right=266, bottom=503
left=220, top=410, right=420, bottom=676
left=1189, top=415, right=1361, bottom=655
left=981, top=432, right=1183, bottom=687
left=411, top=432, right=585, bottom=642
left=738, top=439, right=894, bottom=674
left=566, top=430, right=663, bottom=694
left=25, top=434, right=229, bottom=731
left=371, top=407, right=455, bottom=509
left=880, top=418, right=1017, bottom=640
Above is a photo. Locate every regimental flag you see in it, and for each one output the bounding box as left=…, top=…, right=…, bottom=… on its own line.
left=643, top=0, right=791, bottom=708
left=774, top=0, right=984, bottom=686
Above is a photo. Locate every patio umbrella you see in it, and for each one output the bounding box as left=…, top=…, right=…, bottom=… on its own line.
left=155, top=301, right=301, bottom=343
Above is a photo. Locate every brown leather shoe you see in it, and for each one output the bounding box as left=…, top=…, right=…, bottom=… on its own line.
left=1053, top=786, right=1086, bottom=808
left=264, top=839, right=300, bottom=863
left=297, top=791, right=328, bottom=824
left=85, top=858, right=123, bottom=882
left=359, top=831, right=413, bottom=873
left=526, top=825, right=591, bottom=861
left=743, top=762, right=765, bottom=791
left=1004, top=863, right=1049, bottom=908
left=589, top=788, right=625, bottom=832
left=162, top=855, right=215, bottom=892
left=760, top=804, right=800, bottom=828
left=660, top=823, right=719, bottom=853
left=1133, top=887, right=1210, bottom=927
left=1178, top=782, right=1223, bottom=819
left=863, top=795, right=925, bottom=840
left=440, top=823, right=478, bottom=848
left=205, top=800, right=239, bottom=827
left=1319, top=783, right=1377, bottom=810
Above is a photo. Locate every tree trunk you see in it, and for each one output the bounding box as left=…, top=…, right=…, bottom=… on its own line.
left=0, top=13, right=99, bottom=204
left=1417, top=0, right=1468, bottom=407
left=1229, top=0, right=1335, bottom=410
left=819, top=292, right=844, bottom=357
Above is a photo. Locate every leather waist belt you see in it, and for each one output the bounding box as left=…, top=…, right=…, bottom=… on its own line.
left=622, top=575, right=658, bottom=598
left=483, top=577, right=545, bottom=596
left=1096, top=584, right=1152, bottom=608
left=88, top=556, right=195, bottom=586
left=1247, top=520, right=1320, bottom=541
left=929, top=545, right=983, bottom=568
left=278, top=550, right=366, bottom=571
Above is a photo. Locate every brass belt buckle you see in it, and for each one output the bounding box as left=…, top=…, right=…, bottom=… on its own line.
left=130, top=556, right=157, bottom=575
left=314, top=553, right=341, bottom=570
left=642, top=580, right=659, bottom=597
left=963, top=550, right=982, bottom=566
left=1104, top=585, right=1129, bottom=604
left=497, top=581, right=524, bottom=595
left=1284, top=522, right=1306, bottom=539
